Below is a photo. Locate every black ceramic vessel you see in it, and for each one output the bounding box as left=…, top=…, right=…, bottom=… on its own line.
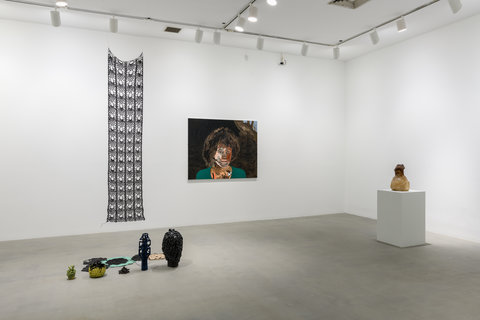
left=138, top=233, right=151, bottom=271
left=162, top=229, right=183, bottom=268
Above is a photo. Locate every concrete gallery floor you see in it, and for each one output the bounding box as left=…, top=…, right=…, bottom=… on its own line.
left=2, top=214, right=480, bottom=320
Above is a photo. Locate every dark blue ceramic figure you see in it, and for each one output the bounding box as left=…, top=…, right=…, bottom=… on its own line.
left=138, top=233, right=151, bottom=271
left=162, top=229, right=183, bottom=268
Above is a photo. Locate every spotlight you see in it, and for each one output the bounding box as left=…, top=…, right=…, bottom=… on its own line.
left=267, top=0, right=277, bottom=6
left=397, top=17, right=407, bottom=32
left=195, top=29, right=203, bottom=43
left=301, top=43, right=309, bottom=56
left=279, top=54, right=287, bottom=65
left=333, top=46, right=340, bottom=60
left=235, top=16, right=246, bottom=32
left=109, top=17, right=118, bottom=33
left=55, top=0, right=68, bottom=7
left=50, top=10, right=61, bottom=27
left=248, top=5, right=258, bottom=22
left=448, top=0, right=462, bottom=14
left=213, top=30, right=221, bottom=45
left=370, top=29, right=379, bottom=45
left=256, top=37, right=264, bottom=50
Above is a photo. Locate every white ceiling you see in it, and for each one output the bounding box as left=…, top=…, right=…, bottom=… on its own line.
left=1, top=0, right=480, bottom=60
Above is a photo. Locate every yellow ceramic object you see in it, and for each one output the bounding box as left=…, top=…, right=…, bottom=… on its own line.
left=88, top=266, right=106, bottom=278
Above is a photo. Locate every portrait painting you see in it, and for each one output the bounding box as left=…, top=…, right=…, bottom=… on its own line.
left=188, top=118, right=257, bottom=180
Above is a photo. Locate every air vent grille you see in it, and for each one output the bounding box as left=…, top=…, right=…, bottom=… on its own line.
left=328, top=0, right=371, bottom=9
left=165, top=26, right=182, bottom=33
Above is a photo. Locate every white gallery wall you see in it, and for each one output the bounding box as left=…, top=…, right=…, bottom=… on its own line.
left=0, top=19, right=346, bottom=241
left=345, top=14, right=480, bottom=242
left=3, top=12, right=480, bottom=243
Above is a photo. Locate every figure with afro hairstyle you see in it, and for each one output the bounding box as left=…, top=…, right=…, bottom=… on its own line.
left=196, top=127, right=246, bottom=179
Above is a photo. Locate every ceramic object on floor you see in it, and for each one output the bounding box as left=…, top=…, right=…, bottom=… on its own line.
left=139, top=233, right=151, bottom=271
left=89, top=261, right=106, bottom=278
left=149, top=253, right=165, bottom=260
left=119, top=267, right=130, bottom=274
left=162, top=229, right=183, bottom=268
left=103, top=257, right=135, bottom=268
left=66, top=265, right=76, bottom=280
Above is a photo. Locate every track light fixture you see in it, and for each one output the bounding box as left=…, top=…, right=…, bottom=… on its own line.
left=301, top=43, right=309, bottom=56
left=448, top=0, right=462, bottom=14
left=55, top=0, right=68, bottom=7
left=369, top=29, right=379, bottom=45
left=256, top=37, right=264, bottom=50
left=109, top=17, right=118, bottom=33
left=267, top=0, right=277, bottom=6
left=333, top=46, right=340, bottom=60
left=235, top=16, right=246, bottom=32
left=195, top=29, right=203, bottom=43
left=213, top=30, right=221, bottom=45
left=248, top=5, right=258, bottom=22
left=50, top=9, right=61, bottom=27
left=397, top=17, right=407, bottom=32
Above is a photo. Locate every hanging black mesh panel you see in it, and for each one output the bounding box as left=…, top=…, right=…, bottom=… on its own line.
left=107, top=50, right=145, bottom=222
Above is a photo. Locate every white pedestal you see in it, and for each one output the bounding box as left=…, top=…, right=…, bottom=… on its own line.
left=377, top=189, right=426, bottom=248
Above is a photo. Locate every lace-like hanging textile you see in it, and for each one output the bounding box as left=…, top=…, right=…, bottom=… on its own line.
left=107, top=50, right=145, bottom=222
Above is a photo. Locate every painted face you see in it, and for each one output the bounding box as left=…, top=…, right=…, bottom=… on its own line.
left=214, top=144, right=233, bottom=168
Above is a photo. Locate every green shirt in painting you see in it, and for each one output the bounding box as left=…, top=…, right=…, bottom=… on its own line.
left=196, top=166, right=247, bottom=179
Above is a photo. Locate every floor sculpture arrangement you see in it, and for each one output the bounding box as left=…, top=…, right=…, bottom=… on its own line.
left=3, top=215, right=480, bottom=320
left=72, top=230, right=181, bottom=280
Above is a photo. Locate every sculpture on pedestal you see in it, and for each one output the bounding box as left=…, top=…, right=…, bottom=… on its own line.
left=390, top=164, right=410, bottom=191
left=162, top=229, right=183, bottom=268
left=138, top=233, right=151, bottom=271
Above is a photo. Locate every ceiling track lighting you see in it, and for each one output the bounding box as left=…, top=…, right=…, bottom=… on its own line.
left=448, top=0, right=462, bottom=14
left=5, top=0, right=459, bottom=58
left=333, top=46, right=340, bottom=60
left=55, top=0, right=68, bottom=8
left=213, top=30, right=221, bottom=45
left=256, top=37, right=264, bottom=50
left=248, top=5, right=258, bottom=22
left=369, top=29, right=379, bottom=45
left=224, top=0, right=263, bottom=32
left=397, top=17, right=407, bottom=32
left=109, top=17, right=118, bottom=33
left=301, top=43, right=309, bottom=56
left=50, top=9, right=61, bottom=27
left=195, top=29, right=204, bottom=43
left=235, top=16, right=246, bottom=32
left=339, top=0, right=443, bottom=47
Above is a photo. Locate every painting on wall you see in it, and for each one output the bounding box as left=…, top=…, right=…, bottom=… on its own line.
left=188, top=118, right=257, bottom=180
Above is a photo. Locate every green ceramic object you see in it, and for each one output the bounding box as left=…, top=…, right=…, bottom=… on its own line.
left=67, top=265, right=76, bottom=280
left=88, top=261, right=106, bottom=278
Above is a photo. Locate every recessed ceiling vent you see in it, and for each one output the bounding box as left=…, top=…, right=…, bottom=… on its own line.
left=328, top=0, right=371, bottom=9
left=164, top=26, right=182, bottom=33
